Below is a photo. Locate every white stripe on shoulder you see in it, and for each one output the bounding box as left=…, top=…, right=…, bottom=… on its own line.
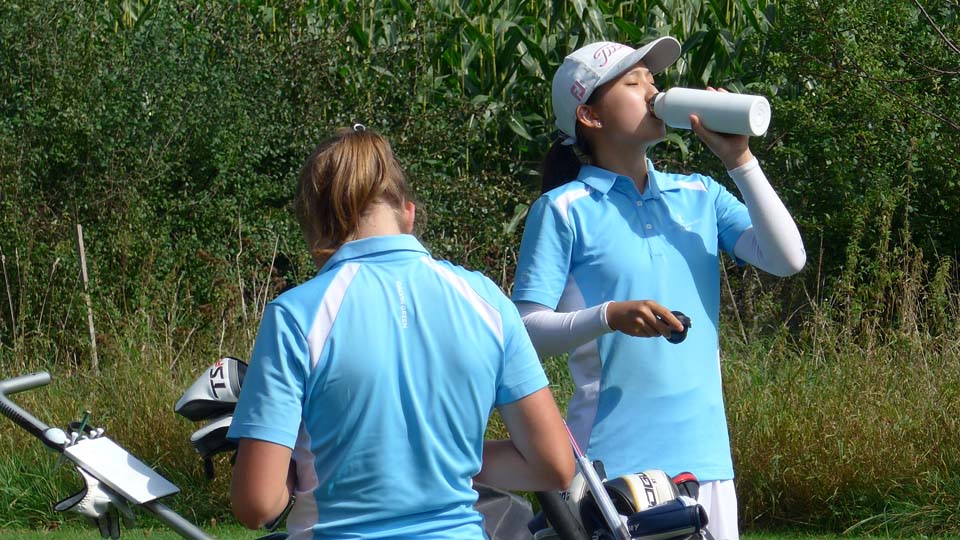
left=307, top=262, right=361, bottom=369
left=675, top=179, right=707, bottom=191
left=420, top=257, right=504, bottom=343
left=554, top=187, right=592, bottom=223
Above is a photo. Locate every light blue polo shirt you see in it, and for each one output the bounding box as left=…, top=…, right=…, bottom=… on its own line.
left=228, top=234, right=548, bottom=540
left=512, top=159, right=751, bottom=482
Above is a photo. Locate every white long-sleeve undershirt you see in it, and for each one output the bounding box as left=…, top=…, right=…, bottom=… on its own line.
left=518, top=159, right=805, bottom=357
left=728, top=158, right=806, bottom=277
left=516, top=301, right=612, bottom=358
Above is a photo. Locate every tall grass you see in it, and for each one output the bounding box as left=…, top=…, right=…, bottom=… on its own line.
left=724, top=234, right=960, bottom=535
left=0, top=221, right=270, bottom=527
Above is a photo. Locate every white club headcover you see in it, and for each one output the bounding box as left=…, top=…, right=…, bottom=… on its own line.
left=605, top=469, right=680, bottom=511
left=55, top=467, right=135, bottom=539
left=189, top=414, right=235, bottom=457
left=564, top=468, right=681, bottom=534
left=174, top=357, right=247, bottom=421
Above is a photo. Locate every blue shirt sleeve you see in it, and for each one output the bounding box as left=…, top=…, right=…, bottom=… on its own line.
left=712, top=178, right=752, bottom=263
left=512, top=195, right=574, bottom=309
left=494, top=295, right=549, bottom=406
left=226, top=303, right=308, bottom=448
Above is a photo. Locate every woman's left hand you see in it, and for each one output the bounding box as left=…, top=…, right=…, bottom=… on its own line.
left=689, top=87, right=754, bottom=170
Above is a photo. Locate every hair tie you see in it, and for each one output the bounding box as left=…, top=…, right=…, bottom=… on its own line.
left=352, top=123, right=366, bottom=132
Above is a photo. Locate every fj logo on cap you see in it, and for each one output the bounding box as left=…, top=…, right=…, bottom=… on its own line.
left=571, top=81, right=586, bottom=101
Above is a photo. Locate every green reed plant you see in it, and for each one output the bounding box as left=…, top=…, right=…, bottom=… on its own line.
left=218, top=0, right=783, bottom=156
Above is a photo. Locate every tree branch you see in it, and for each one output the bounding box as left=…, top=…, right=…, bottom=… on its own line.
left=912, top=0, right=960, bottom=56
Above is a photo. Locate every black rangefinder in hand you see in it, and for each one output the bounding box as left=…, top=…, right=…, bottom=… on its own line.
left=665, top=311, right=691, bottom=344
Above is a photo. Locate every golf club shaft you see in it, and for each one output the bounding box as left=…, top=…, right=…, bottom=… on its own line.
left=564, top=423, right=631, bottom=540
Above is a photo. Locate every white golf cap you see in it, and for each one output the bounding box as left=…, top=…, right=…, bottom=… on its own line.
left=551, top=37, right=682, bottom=142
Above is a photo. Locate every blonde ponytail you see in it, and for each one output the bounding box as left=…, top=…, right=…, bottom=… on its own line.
left=295, top=127, right=411, bottom=261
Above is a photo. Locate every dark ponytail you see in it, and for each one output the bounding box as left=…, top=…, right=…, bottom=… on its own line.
left=540, top=139, right=581, bottom=194
left=542, top=79, right=606, bottom=194
left=542, top=75, right=606, bottom=196
left=540, top=126, right=595, bottom=194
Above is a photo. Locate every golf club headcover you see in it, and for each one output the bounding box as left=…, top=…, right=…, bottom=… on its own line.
left=593, top=469, right=679, bottom=517
left=188, top=414, right=237, bottom=479
left=174, top=357, right=247, bottom=421
left=671, top=471, right=700, bottom=501
left=568, top=468, right=680, bottom=535
left=54, top=467, right=136, bottom=539
left=625, top=496, right=707, bottom=540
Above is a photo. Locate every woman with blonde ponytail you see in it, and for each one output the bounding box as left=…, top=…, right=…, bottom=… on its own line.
left=227, top=126, right=573, bottom=540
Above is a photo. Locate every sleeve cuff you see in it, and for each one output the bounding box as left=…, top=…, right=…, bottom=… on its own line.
left=726, top=157, right=760, bottom=178
left=599, top=301, right=613, bottom=331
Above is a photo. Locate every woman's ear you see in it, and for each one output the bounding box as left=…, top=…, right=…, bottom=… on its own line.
left=576, top=104, right=602, bottom=130
left=401, top=200, right=416, bottom=234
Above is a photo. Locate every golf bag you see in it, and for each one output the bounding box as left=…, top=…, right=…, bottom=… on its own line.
left=530, top=463, right=710, bottom=540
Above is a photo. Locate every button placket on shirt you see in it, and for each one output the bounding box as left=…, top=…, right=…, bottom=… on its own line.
left=634, top=194, right=663, bottom=256
left=609, top=174, right=662, bottom=255
left=637, top=199, right=651, bottom=229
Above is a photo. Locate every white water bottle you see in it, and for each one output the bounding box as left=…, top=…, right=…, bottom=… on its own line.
left=652, top=87, right=771, bottom=136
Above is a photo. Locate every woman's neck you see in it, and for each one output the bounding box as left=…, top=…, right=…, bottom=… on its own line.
left=310, top=201, right=409, bottom=270
left=593, top=143, right=650, bottom=193
left=356, top=202, right=404, bottom=239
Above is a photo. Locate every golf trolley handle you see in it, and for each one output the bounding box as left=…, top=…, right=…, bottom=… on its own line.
left=1, top=372, right=218, bottom=540
left=0, top=371, right=61, bottom=451
left=143, top=500, right=215, bottom=540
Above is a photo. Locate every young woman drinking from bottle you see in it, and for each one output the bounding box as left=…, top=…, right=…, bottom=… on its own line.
left=512, top=37, right=806, bottom=540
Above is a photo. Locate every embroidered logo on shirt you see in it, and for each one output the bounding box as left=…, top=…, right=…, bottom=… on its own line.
left=675, top=180, right=707, bottom=192
left=395, top=280, right=408, bottom=328
left=673, top=212, right=702, bottom=230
